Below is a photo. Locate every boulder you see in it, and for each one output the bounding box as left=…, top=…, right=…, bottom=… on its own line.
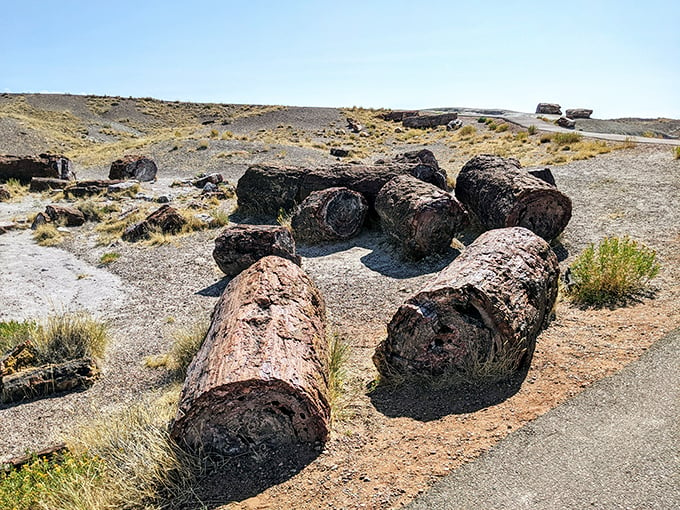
left=446, top=119, right=463, bottom=131
left=536, top=103, right=562, bottom=115
left=565, top=108, right=593, bottom=119
left=557, top=117, right=576, bottom=129
left=31, top=212, right=50, bottom=230
left=0, top=154, right=74, bottom=184
left=212, top=224, right=301, bottom=276
left=403, top=112, right=458, bottom=129
left=347, top=118, right=364, bottom=133
left=122, top=205, right=186, bottom=241
left=45, top=205, right=85, bottom=227
left=109, top=155, right=157, bottom=182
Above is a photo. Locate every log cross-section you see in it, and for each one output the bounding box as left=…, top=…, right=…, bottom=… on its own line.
left=170, top=256, right=330, bottom=455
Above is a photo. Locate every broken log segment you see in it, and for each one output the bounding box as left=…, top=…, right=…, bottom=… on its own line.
left=455, top=154, right=572, bottom=241
left=375, top=175, right=467, bottom=260
left=373, top=227, right=559, bottom=380
left=1, top=357, right=100, bottom=403
left=1, top=443, right=68, bottom=471
left=170, top=256, right=330, bottom=455
left=292, top=187, right=368, bottom=243
left=0, top=154, right=74, bottom=184
left=402, top=112, right=458, bottom=129
left=109, top=155, right=157, bottom=182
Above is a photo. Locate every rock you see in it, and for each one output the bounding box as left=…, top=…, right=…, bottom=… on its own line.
left=29, top=177, right=70, bottom=192
left=0, top=221, right=18, bottom=234
left=557, top=117, right=576, bottom=129
left=65, top=179, right=125, bottom=198
left=446, top=119, right=463, bottom=131
left=330, top=148, right=350, bottom=158
left=536, top=103, right=562, bottom=115
left=109, top=155, right=157, bottom=181
left=565, top=108, right=593, bottom=119
left=292, top=187, right=368, bottom=243
left=388, top=149, right=448, bottom=190
left=156, top=195, right=170, bottom=203
left=213, top=224, right=301, bottom=276
left=202, top=182, right=217, bottom=193
left=45, top=205, right=85, bottom=227
left=193, top=173, right=223, bottom=188
left=359, top=131, right=370, bottom=138
left=403, top=112, right=458, bottom=129
left=122, top=205, right=187, bottom=241
left=134, top=193, right=155, bottom=202
left=0, top=154, right=75, bottom=184
left=380, top=110, right=419, bottom=122
left=31, top=212, right=50, bottom=230
left=0, top=185, right=9, bottom=201
left=347, top=118, right=364, bottom=133
left=193, top=213, right=215, bottom=227
left=107, top=181, right=139, bottom=194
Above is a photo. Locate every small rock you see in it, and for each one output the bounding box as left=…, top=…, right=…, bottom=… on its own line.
left=446, top=119, right=463, bottom=131
left=0, top=221, right=17, bottom=234
left=156, top=195, right=170, bottom=203
left=395, top=127, right=405, bottom=133
left=202, top=182, right=217, bottom=193
left=31, top=212, right=50, bottom=230
left=45, top=204, right=85, bottom=226
left=359, top=131, right=370, bottom=138
left=557, top=116, right=576, bottom=129
left=134, top=193, right=155, bottom=202
left=334, top=129, right=346, bottom=135
left=193, top=172, right=223, bottom=188
left=193, top=213, right=215, bottom=227
left=330, top=148, right=350, bottom=158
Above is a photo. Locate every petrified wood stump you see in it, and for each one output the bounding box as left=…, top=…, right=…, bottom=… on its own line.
left=109, top=155, right=157, bottom=182
left=213, top=224, right=301, bottom=275
left=375, top=175, right=467, bottom=259
left=292, top=187, right=368, bottom=243
left=373, top=227, right=559, bottom=380
left=455, top=154, right=572, bottom=241
left=170, top=256, right=330, bottom=455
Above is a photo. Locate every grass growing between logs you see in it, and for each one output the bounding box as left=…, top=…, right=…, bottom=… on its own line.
left=1, top=178, right=29, bottom=200
left=32, top=223, right=63, bottom=246
left=327, top=333, right=351, bottom=421
left=0, top=320, right=37, bottom=354
left=145, top=321, right=209, bottom=381
left=567, top=236, right=660, bottom=306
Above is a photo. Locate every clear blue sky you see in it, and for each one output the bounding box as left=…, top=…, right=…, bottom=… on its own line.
left=1, top=0, right=678, bottom=118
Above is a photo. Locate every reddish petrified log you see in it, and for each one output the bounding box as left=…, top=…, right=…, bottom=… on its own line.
left=455, top=155, right=572, bottom=241
left=45, top=204, right=85, bottom=226
left=170, top=256, right=330, bottom=455
left=0, top=154, right=74, bottom=184
left=212, top=224, right=301, bottom=276
left=373, top=227, right=559, bottom=380
left=122, top=204, right=186, bottom=241
left=29, top=177, right=70, bottom=192
left=1, top=357, right=100, bottom=403
left=109, top=155, right=157, bottom=181
left=375, top=175, right=468, bottom=259
left=402, top=112, right=458, bottom=129
left=292, top=187, right=368, bottom=243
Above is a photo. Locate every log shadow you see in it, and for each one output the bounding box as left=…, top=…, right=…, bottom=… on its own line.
left=195, top=277, right=232, bottom=297
left=358, top=237, right=460, bottom=278
left=368, top=370, right=528, bottom=422
left=0, top=386, right=92, bottom=410
left=551, top=239, right=569, bottom=262
left=168, top=443, right=322, bottom=509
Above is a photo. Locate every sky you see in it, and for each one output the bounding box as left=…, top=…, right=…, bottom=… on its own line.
left=1, top=0, right=678, bottom=118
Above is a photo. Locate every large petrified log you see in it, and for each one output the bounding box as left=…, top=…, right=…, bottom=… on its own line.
left=122, top=204, right=186, bottom=241
left=373, top=227, right=559, bottom=380
left=375, top=175, right=468, bottom=259
left=170, top=256, right=330, bottom=455
left=0, top=154, right=74, bottom=184
left=380, top=110, right=419, bottom=122
left=237, top=160, right=447, bottom=215
left=455, top=155, right=572, bottom=241
left=45, top=204, right=85, bottom=226
left=1, top=357, right=100, bottom=403
left=403, top=112, right=458, bottom=129
left=109, top=155, right=157, bottom=181
left=385, top=149, right=448, bottom=190
left=565, top=108, right=593, bottom=119
left=29, top=177, right=70, bottom=192
left=213, top=224, right=301, bottom=275
left=536, top=103, right=562, bottom=115
left=292, top=187, right=368, bottom=243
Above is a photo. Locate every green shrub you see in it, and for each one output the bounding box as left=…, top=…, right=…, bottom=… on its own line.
left=527, top=125, right=537, bottom=135
left=99, top=252, right=120, bottom=264
left=567, top=236, right=660, bottom=306
left=674, top=146, right=680, bottom=160
left=0, top=320, right=37, bottom=354
left=553, top=132, right=582, bottom=145
left=477, top=117, right=487, bottom=123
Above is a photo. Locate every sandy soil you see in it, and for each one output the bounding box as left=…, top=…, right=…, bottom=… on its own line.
left=0, top=97, right=679, bottom=509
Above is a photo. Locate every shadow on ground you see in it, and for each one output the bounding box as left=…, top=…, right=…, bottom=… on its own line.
left=369, top=371, right=529, bottom=422
left=195, top=277, right=232, bottom=297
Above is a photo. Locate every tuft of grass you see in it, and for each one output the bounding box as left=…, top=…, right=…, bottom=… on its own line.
left=99, top=252, right=120, bottom=264
left=327, top=333, right=351, bottom=421
left=458, top=125, right=476, bottom=137
left=674, top=146, right=680, bottom=160
left=146, top=322, right=209, bottom=381
left=553, top=132, right=582, bottom=145
left=32, top=311, right=109, bottom=364
left=196, top=140, right=209, bottom=150
left=209, top=128, right=219, bottom=138
left=3, top=178, right=29, bottom=199
left=567, top=236, right=660, bottom=306
left=276, top=208, right=293, bottom=228
left=33, top=224, right=63, bottom=246
left=0, top=320, right=38, bottom=354
left=527, top=124, right=537, bottom=135
left=495, top=123, right=509, bottom=133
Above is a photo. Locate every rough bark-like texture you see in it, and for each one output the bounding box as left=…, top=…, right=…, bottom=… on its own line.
left=403, top=112, right=458, bottom=129
left=0, top=342, right=36, bottom=377
left=527, top=168, right=556, bottom=187
left=375, top=175, right=468, bottom=260
left=373, top=227, right=559, bottom=379
left=330, top=148, right=349, bottom=158
left=45, top=205, right=85, bottom=226
left=213, top=224, right=301, bottom=276
left=455, top=154, right=572, bottom=241
left=170, top=256, right=330, bottom=455
left=566, top=108, right=593, bottom=119
left=109, top=155, right=157, bottom=181
left=122, top=204, right=186, bottom=241
left=236, top=162, right=448, bottom=215
left=0, top=154, right=74, bottom=184
left=29, top=177, right=70, bottom=192
left=292, top=187, right=368, bottom=243
left=1, top=358, right=100, bottom=403
left=380, top=110, right=419, bottom=122
left=63, top=179, right=125, bottom=198
left=557, top=117, right=576, bottom=129
left=387, top=149, right=448, bottom=190
left=536, top=103, right=562, bottom=115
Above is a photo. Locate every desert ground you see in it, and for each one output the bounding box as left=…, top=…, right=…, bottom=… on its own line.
left=1, top=93, right=679, bottom=509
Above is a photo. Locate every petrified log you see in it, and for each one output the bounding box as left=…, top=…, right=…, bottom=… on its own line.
left=237, top=161, right=447, bottom=216
left=565, top=108, right=593, bottom=119
left=292, top=187, right=368, bottom=243
left=375, top=175, right=468, bottom=259
left=455, top=155, right=572, bottom=241
left=109, top=155, right=157, bottom=181
left=1, top=357, right=100, bottom=403
left=170, top=256, right=330, bottom=454
left=29, top=177, right=70, bottom=192
left=122, top=204, right=186, bottom=241
left=373, top=227, right=559, bottom=379
left=193, top=173, right=223, bottom=188
left=45, top=204, right=85, bottom=226
left=387, top=149, right=447, bottom=190
left=403, top=112, right=458, bottom=129
left=330, top=148, right=349, bottom=158
left=536, top=103, right=562, bottom=115
left=380, top=110, right=419, bottom=122
left=557, top=117, right=576, bottom=129
left=2, top=443, right=68, bottom=471
left=0, top=154, right=74, bottom=184
left=213, top=224, right=301, bottom=276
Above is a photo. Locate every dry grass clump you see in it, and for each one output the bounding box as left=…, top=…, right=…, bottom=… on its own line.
left=0, top=320, right=38, bottom=354
left=146, top=321, right=209, bottom=381
left=327, top=333, right=351, bottom=421
left=95, top=207, right=149, bottom=245
left=32, top=311, right=109, bottom=364
left=674, top=146, right=680, bottom=159
left=567, top=236, right=660, bottom=306
left=33, top=223, right=63, bottom=246
left=2, top=178, right=29, bottom=200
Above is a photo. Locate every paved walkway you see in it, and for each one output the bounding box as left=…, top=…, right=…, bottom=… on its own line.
left=409, top=328, right=680, bottom=510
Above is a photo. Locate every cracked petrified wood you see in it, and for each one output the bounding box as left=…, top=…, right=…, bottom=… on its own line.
left=0, top=154, right=74, bottom=184
left=373, top=227, right=559, bottom=380
left=402, top=112, right=458, bottom=129
left=170, top=256, right=330, bottom=455
left=375, top=175, right=467, bottom=260
left=292, top=187, right=368, bottom=243
left=213, top=224, right=301, bottom=275
left=109, top=155, right=157, bottom=182
left=122, top=204, right=186, bottom=241
left=455, top=155, right=572, bottom=241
